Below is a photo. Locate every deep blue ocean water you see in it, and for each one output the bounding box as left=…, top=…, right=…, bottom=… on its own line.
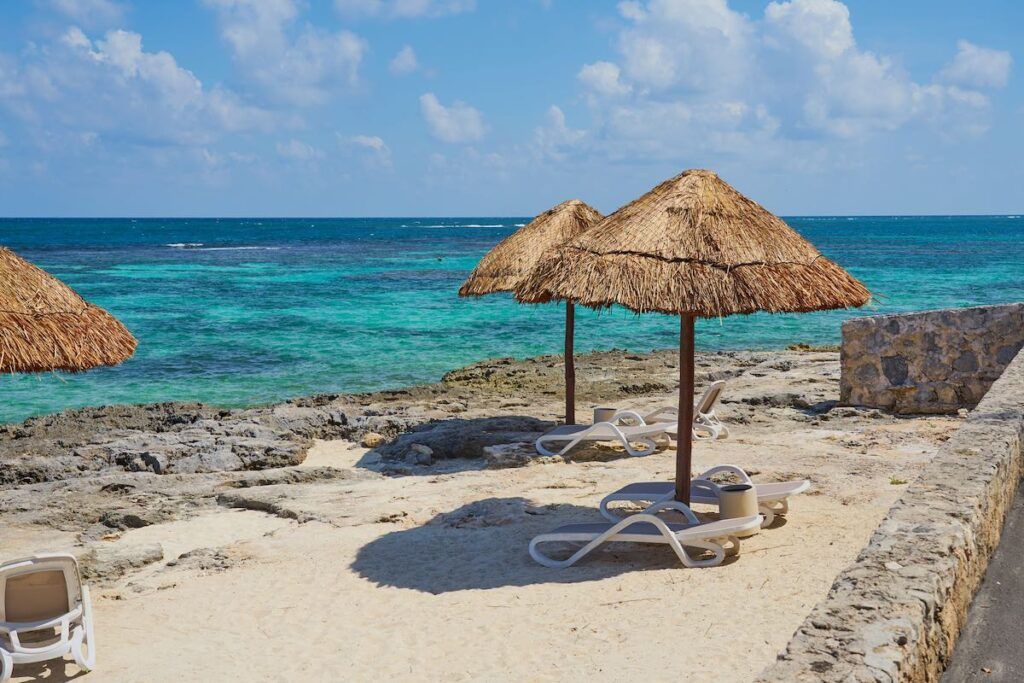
left=1, top=216, right=1021, bottom=424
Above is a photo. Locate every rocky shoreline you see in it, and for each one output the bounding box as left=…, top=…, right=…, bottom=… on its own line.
left=2, top=345, right=959, bottom=575
left=2, top=346, right=843, bottom=486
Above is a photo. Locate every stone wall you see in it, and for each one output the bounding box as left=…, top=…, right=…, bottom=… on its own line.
left=757, top=345, right=1024, bottom=683
left=841, top=303, right=1024, bottom=414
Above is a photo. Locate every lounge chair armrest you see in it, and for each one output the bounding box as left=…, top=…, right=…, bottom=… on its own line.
left=7, top=616, right=71, bottom=654
left=610, top=410, right=646, bottom=426
left=0, top=606, right=81, bottom=633
left=592, top=421, right=630, bottom=443
left=696, top=464, right=752, bottom=484
left=643, top=500, right=701, bottom=524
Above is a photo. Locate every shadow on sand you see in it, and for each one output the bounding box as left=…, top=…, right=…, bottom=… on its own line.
left=351, top=496, right=737, bottom=594
left=7, top=660, right=87, bottom=682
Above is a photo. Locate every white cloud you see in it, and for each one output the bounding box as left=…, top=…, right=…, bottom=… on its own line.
left=45, top=0, right=125, bottom=27
left=276, top=138, right=325, bottom=160
left=578, top=61, right=630, bottom=96
left=939, top=40, right=1012, bottom=89
left=334, top=0, right=475, bottom=19
left=616, top=0, right=753, bottom=93
left=389, top=45, right=419, bottom=75
left=533, top=105, right=584, bottom=161
left=575, top=0, right=1013, bottom=154
left=342, top=133, right=392, bottom=167
left=0, top=26, right=275, bottom=148
left=204, top=0, right=367, bottom=106
left=764, top=0, right=852, bottom=58
left=419, top=93, right=486, bottom=143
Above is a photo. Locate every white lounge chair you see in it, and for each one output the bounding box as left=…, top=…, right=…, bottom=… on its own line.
left=535, top=419, right=667, bottom=457
left=616, top=380, right=730, bottom=440
left=0, top=553, right=96, bottom=682
left=599, top=465, right=810, bottom=527
left=529, top=502, right=761, bottom=568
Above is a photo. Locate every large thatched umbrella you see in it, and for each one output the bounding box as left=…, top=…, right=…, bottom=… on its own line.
left=516, top=170, right=869, bottom=503
left=0, top=247, right=137, bottom=373
left=459, top=199, right=603, bottom=424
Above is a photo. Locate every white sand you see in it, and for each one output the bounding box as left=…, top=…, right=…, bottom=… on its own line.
left=9, top=411, right=956, bottom=683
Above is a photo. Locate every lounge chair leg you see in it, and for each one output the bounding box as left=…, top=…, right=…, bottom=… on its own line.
left=71, top=585, right=96, bottom=672
left=0, top=648, right=12, bottom=683
left=758, top=505, right=775, bottom=527
left=723, top=535, right=741, bottom=557
left=675, top=539, right=726, bottom=568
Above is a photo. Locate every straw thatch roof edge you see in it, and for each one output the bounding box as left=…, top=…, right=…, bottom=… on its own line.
left=513, top=169, right=870, bottom=317
left=0, top=246, right=137, bottom=373
left=0, top=305, right=138, bottom=373
left=515, top=246, right=870, bottom=317
left=458, top=199, right=603, bottom=297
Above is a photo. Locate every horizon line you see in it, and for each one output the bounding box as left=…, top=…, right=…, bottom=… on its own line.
left=0, top=213, right=1021, bottom=220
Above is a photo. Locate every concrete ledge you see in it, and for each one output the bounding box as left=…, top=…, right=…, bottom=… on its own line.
left=757, top=347, right=1024, bottom=683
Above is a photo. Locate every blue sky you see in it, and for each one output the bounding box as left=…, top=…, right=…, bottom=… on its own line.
left=0, top=0, right=1019, bottom=216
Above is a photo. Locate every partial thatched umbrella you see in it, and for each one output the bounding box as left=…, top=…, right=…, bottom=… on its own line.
left=459, top=200, right=603, bottom=424
left=0, top=247, right=137, bottom=373
left=516, top=170, right=869, bottom=503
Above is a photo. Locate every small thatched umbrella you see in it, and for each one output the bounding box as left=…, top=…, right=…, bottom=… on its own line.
left=516, top=170, right=869, bottom=503
left=459, top=199, right=603, bottom=424
left=0, top=247, right=137, bottom=373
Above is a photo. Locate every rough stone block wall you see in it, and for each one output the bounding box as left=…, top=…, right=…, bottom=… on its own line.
left=841, top=303, right=1024, bottom=414
left=757, top=346, right=1024, bottom=683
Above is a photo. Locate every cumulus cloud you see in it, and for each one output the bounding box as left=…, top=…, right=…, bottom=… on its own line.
left=533, top=105, right=585, bottom=160
left=0, top=26, right=274, bottom=148
left=615, top=0, right=753, bottom=93
left=204, top=0, right=367, bottom=106
left=577, top=61, right=630, bottom=96
left=334, top=0, right=475, bottom=19
left=574, top=0, right=1012, bottom=154
left=419, top=93, right=485, bottom=143
left=342, top=133, right=393, bottom=167
left=389, top=45, right=419, bottom=75
left=939, top=40, right=1012, bottom=89
left=276, top=138, right=325, bottom=160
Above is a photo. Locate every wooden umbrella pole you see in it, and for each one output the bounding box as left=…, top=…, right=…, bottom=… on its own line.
left=564, top=301, right=576, bottom=425
left=675, top=314, right=696, bottom=504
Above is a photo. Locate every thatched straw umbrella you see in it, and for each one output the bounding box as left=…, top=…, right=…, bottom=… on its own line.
left=459, top=199, right=603, bottom=424
left=0, top=247, right=137, bottom=373
left=516, top=170, right=869, bottom=503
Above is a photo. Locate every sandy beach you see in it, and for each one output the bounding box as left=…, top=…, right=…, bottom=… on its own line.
left=1, top=348, right=959, bottom=682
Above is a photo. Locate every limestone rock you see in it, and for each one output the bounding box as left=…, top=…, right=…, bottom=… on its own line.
left=81, top=543, right=164, bottom=582
left=840, top=303, right=1024, bottom=414
left=405, top=443, right=433, bottom=465
left=360, top=431, right=386, bottom=448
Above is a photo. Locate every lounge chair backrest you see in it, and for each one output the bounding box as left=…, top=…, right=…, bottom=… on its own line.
left=0, top=555, right=81, bottom=624
left=696, top=380, right=725, bottom=414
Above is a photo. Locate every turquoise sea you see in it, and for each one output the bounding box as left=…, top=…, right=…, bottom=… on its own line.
left=1, top=216, right=1022, bottom=424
